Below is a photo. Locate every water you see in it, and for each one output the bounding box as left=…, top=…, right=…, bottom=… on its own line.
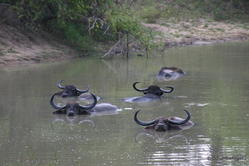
left=0, top=41, right=249, bottom=166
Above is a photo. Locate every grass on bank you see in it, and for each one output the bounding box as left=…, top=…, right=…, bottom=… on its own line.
left=1, top=0, right=249, bottom=57
left=130, top=0, right=249, bottom=24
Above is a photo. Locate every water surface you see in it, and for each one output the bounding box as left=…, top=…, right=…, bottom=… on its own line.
left=0, top=41, right=249, bottom=166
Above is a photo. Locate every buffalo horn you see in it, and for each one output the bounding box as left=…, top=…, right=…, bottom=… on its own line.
left=133, top=82, right=149, bottom=92
left=50, top=92, right=66, bottom=110
left=134, top=110, right=158, bottom=126
left=160, top=86, right=174, bottom=93
left=168, top=110, right=191, bottom=125
left=79, top=93, right=97, bottom=110
left=76, top=87, right=89, bottom=94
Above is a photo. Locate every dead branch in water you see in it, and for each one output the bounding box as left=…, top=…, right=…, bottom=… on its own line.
left=101, top=38, right=123, bottom=58
left=101, top=33, right=148, bottom=58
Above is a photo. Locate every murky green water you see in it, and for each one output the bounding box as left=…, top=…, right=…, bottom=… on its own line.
left=0, top=41, right=249, bottom=166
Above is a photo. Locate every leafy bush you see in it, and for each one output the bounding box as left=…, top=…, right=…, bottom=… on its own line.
left=106, top=5, right=156, bottom=49
left=130, top=0, right=249, bottom=22
left=2, top=0, right=155, bottom=54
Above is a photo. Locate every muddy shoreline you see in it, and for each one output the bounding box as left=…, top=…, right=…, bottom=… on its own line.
left=1, top=21, right=249, bottom=67
left=1, top=36, right=248, bottom=67
left=164, top=35, right=249, bottom=48
left=1, top=2, right=249, bottom=67
left=143, top=21, right=249, bottom=49
left=0, top=24, right=79, bottom=67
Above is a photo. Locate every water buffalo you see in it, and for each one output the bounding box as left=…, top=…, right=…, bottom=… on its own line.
left=55, top=80, right=101, bottom=101
left=133, top=82, right=174, bottom=96
left=50, top=92, right=119, bottom=116
left=50, top=92, right=97, bottom=116
left=123, top=82, right=174, bottom=103
left=56, top=80, right=89, bottom=98
left=134, top=110, right=194, bottom=132
left=157, top=67, right=185, bottom=81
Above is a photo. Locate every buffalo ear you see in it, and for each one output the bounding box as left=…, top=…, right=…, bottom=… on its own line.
left=78, top=110, right=91, bottom=115
left=53, top=109, right=66, bottom=114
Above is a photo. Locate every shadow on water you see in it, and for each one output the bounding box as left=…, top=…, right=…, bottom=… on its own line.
left=0, top=41, right=249, bottom=165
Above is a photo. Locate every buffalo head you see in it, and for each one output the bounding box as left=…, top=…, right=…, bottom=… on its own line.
left=133, top=82, right=174, bottom=96
left=56, top=80, right=89, bottom=98
left=50, top=92, right=97, bottom=116
left=134, top=110, right=191, bottom=132
left=157, top=67, right=184, bottom=81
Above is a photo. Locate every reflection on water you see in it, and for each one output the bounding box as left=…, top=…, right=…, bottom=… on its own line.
left=135, top=130, right=190, bottom=144
left=0, top=41, right=249, bottom=165
left=52, top=115, right=95, bottom=127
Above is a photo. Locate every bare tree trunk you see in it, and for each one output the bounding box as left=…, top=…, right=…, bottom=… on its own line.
left=126, top=32, right=129, bottom=58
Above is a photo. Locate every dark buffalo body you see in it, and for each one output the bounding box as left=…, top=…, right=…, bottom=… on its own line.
left=134, top=110, right=194, bottom=132
left=133, top=82, right=174, bottom=96
left=123, top=82, right=174, bottom=103
left=56, top=80, right=89, bottom=98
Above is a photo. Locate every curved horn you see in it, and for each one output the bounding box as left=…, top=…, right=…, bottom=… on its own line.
left=133, top=82, right=149, bottom=92
left=134, top=110, right=158, bottom=126
left=57, top=80, right=65, bottom=89
left=79, top=93, right=97, bottom=110
left=76, top=87, right=89, bottom=94
left=168, top=110, right=191, bottom=125
left=160, top=86, right=174, bottom=93
left=50, top=92, right=66, bottom=110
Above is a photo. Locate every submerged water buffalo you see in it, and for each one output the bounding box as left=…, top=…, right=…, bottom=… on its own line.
left=134, top=110, right=194, bottom=132
left=133, top=82, right=174, bottom=96
left=50, top=92, right=119, bottom=116
left=50, top=92, right=97, bottom=116
left=55, top=80, right=101, bottom=101
left=123, top=82, right=174, bottom=103
left=157, top=67, right=185, bottom=81
left=56, top=80, right=89, bottom=98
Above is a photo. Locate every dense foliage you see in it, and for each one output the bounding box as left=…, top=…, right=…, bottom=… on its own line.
left=0, top=0, right=154, bottom=54
left=1, top=0, right=248, bottom=54
left=132, top=0, right=249, bottom=23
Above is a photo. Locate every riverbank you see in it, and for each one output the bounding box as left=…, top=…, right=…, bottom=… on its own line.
left=1, top=0, right=249, bottom=67
left=0, top=23, right=80, bottom=66
left=143, top=20, right=249, bottom=48
left=1, top=19, right=249, bottom=67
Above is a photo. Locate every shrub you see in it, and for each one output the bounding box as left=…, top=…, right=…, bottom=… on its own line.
left=4, top=0, right=155, bottom=54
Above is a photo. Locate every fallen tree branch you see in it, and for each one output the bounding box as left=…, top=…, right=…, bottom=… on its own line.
left=101, top=33, right=149, bottom=58
left=101, top=39, right=122, bottom=58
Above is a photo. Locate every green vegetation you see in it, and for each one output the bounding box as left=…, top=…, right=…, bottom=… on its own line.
left=1, top=0, right=249, bottom=57
left=131, top=0, right=249, bottom=23
left=1, top=0, right=155, bottom=55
